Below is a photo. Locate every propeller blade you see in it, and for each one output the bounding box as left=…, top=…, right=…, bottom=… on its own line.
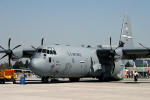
left=12, top=45, right=21, bottom=51
left=31, top=45, right=37, bottom=50
left=8, top=54, right=11, bottom=67
left=41, top=38, right=44, bottom=46
left=110, top=37, right=111, bottom=46
left=110, top=37, right=112, bottom=50
left=0, top=54, right=7, bottom=60
left=0, top=45, right=6, bottom=51
left=8, top=38, right=11, bottom=49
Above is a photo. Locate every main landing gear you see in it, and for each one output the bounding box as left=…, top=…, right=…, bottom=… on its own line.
left=69, top=78, right=80, bottom=82
left=41, top=77, right=59, bottom=83
left=41, top=77, right=80, bottom=83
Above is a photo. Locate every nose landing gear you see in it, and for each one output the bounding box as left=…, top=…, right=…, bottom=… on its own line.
left=41, top=77, right=49, bottom=83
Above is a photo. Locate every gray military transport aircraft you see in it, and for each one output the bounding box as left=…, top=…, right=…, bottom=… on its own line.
left=0, top=14, right=150, bottom=83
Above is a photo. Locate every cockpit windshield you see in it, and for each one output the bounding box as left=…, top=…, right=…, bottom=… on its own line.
left=37, top=48, right=57, bottom=55
left=42, top=49, right=47, bottom=53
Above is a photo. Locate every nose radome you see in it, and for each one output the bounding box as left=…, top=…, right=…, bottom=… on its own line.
left=30, top=58, right=42, bottom=71
left=29, top=58, right=50, bottom=76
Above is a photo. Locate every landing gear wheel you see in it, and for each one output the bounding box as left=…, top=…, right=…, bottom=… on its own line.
left=69, top=78, right=80, bottom=82
left=13, top=79, right=16, bottom=84
left=11, top=77, right=16, bottom=84
left=51, top=79, right=59, bottom=82
left=0, top=79, right=5, bottom=84
left=41, top=77, right=49, bottom=83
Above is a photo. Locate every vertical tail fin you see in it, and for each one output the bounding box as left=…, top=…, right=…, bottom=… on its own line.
left=119, top=14, right=134, bottom=48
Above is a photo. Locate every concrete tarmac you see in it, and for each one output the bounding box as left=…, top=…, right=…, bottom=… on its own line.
left=0, top=78, right=150, bottom=100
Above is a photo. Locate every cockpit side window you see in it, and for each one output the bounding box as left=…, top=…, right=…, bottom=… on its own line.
left=37, top=49, right=42, bottom=53
left=37, top=48, right=56, bottom=55
left=51, top=48, right=57, bottom=55
left=53, top=50, right=56, bottom=55
left=49, top=50, right=53, bottom=54
left=46, top=47, right=57, bottom=55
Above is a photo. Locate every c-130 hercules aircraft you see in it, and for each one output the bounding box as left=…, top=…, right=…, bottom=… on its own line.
left=0, top=14, right=150, bottom=83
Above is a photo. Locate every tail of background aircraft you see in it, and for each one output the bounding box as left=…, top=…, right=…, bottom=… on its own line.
left=119, top=14, right=134, bottom=48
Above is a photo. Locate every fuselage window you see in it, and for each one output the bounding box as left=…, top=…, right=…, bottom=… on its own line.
left=42, top=49, right=47, bottom=53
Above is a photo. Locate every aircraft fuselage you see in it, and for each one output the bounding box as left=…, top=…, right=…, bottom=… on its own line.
left=29, top=45, right=125, bottom=80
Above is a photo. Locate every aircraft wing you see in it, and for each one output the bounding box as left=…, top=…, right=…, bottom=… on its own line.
left=0, top=48, right=35, bottom=59
left=97, top=47, right=150, bottom=60
left=122, top=48, right=150, bottom=59
left=17, top=47, right=150, bottom=59
left=22, top=49, right=35, bottom=58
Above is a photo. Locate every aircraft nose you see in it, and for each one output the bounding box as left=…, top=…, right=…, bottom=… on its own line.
left=29, top=58, right=50, bottom=76
left=30, top=58, right=42, bottom=72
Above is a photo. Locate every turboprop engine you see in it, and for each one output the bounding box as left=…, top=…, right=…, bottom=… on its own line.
left=96, top=37, right=124, bottom=81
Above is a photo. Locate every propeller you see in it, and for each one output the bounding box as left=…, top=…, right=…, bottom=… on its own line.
left=31, top=38, right=44, bottom=50
left=0, top=38, right=21, bottom=67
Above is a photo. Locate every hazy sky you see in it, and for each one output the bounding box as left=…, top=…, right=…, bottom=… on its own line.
left=0, top=0, right=150, bottom=63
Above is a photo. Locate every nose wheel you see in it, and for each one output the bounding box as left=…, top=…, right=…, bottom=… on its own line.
left=41, top=77, right=49, bottom=83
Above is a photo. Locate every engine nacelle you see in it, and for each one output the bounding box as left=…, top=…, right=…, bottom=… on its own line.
left=115, top=48, right=123, bottom=59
